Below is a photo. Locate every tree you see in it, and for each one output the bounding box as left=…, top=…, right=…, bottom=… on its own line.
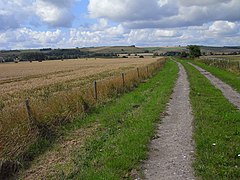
left=188, top=45, right=201, bottom=58
left=180, top=51, right=189, bottom=58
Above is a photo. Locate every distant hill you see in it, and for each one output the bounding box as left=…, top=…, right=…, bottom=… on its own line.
left=1, top=46, right=240, bottom=62
left=80, top=46, right=146, bottom=54
left=145, top=46, right=240, bottom=55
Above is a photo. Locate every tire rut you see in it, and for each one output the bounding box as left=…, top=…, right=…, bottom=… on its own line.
left=189, top=62, right=240, bottom=110
left=143, top=62, right=195, bottom=180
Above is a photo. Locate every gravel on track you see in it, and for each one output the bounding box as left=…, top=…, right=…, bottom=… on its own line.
left=144, top=62, right=195, bottom=180
left=189, top=62, right=240, bottom=110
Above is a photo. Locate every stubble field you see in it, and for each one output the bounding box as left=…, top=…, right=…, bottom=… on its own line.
left=0, top=57, right=161, bottom=161
left=0, top=58, right=156, bottom=101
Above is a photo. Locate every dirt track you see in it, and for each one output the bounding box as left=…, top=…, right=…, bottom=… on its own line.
left=144, top=62, right=195, bottom=180
left=189, top=63, right=240, bottom=110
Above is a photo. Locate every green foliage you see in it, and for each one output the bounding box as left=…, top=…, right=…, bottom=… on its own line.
left=180, top=51, right=189, bottom=58
left=188, top=45, right=201, bottom=58
left=181, top=60, right=240, bottom=179
left=20, top=52, right=45, bottom=61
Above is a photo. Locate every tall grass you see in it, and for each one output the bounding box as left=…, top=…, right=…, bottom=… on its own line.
left=0, top=59, right=165, bottom=162
left=197, top=58, right=240, bottom=74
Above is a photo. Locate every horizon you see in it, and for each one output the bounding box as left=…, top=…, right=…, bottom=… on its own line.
left=2, top=45, right=240, bottom=52
left=1, top=0, right=240, bottom=49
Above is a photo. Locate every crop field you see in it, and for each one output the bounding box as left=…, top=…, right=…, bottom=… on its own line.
left=0, top=58, right=157, bottom=106
left=0, top=58, right=157, bottom=94
left=0, top=57, right=163, bottom=164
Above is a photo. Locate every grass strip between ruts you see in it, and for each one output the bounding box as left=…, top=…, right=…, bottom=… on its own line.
left=181, top=60, right=240, bottom=179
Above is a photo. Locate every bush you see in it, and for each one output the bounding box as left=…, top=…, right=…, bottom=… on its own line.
left=188, top=45, right=201, bottom=58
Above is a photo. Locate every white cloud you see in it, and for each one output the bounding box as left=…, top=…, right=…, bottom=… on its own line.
left=34, top=0, right=75, bottom=27
left=1, top=0, right=240, bottom=49
left=0, top=0, right=78, bottom=30
left=1, top=21, right=240, bottom=50
left=91, top=18, right=109, bottom=31
left=179, top=0, right=230, bottom=7
left=88, top=0, right=178, bottom=22
left=88, top=0, right=240, bottom=29
left=69, top=23, right=127, bottom=47
left=209, top=21, right=239, bottom=36
left=0, top=28, right=64, bottom=49
left=127, top=29, right=181, bottom=46
left=0, top=0, right=34, bottom=30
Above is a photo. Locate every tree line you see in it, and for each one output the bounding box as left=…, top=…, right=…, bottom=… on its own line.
left=2, top=49, right=118, bottom=62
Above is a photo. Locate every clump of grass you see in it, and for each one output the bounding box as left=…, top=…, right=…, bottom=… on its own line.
left=181, top=60, right=240, bottom=179
left=0, top=59, right=165, bottom=165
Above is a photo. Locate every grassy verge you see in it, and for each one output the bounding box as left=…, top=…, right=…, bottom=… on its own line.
left=43, top=60, right=179, bottom=179
left=192, top=60, right=240, bottom=93
left=181, top=60, right=240, bottom=179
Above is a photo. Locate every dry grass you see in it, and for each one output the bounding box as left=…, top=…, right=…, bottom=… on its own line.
left=19, top=123, right=100, bottom=179
left=0, top=57, right=164, bottom=162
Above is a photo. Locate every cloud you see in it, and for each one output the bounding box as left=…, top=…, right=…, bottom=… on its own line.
left=1, top=0, right=240, bottom=49
left=179, top=0, right=230, bottom=6
left=208, top=21, right=239, bottom=36
left=88, top=0, right=178, bottom=22
left=0, top=0, right=34, bottom=31
left=69, top=22, right=127, bottom=47
left=1, top=20, right=240, bottom=50
left=0, top=28, right=64, bottom=49
left=0, top=0, right=77, bottom=30
left=88, top=0, right=240, bottom=29
left=34, top=0, right=75, bottom=27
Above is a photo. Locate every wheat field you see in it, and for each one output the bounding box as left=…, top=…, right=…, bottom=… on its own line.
left=0, top=57, right=163, bottom=161
left=0, top=58, right=156, bottom=95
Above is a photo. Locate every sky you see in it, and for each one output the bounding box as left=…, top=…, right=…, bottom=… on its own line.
left=0, top=0, right=240, bottom=50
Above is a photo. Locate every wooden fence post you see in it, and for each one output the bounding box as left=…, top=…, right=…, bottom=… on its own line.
left=137, top=68, right=140, bottom=78
left=25, top=99, right=36, bottom=128
left=94, top=81, right=98, bottom=100
left=122, top=73, right=125, bottom=88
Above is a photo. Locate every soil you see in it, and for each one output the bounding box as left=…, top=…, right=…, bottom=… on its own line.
left=189, top=63, right=240, bottom=110
left=143, top=62, right=195, bottom=180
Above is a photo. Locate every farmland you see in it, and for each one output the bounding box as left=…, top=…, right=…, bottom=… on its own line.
left=0, top=52, right=240, bottom=180
left=0, top=58, right=157, bottom=105
left=0, top=57, right=162, bottom=166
